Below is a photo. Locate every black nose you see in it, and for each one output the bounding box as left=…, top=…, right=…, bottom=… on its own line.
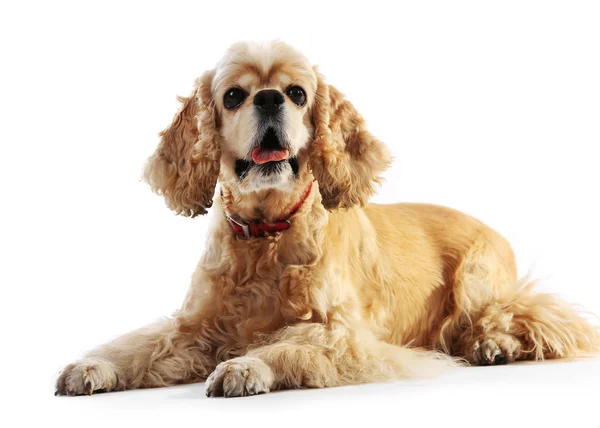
left=253, top=89, right=285, bottom=113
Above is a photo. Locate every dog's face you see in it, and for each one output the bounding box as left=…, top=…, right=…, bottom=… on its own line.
left=144, top=41, right=391, bottom=217
left=212, top=42, right=317, bottom=193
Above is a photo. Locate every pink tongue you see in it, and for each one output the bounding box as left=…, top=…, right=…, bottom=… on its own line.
left=252, top=147, right=289, bottom=164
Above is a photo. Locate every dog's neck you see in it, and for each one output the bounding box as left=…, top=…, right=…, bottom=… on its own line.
left=220, top=175, right=316, bottom=225
left=209, top=172, right=329, bottom=266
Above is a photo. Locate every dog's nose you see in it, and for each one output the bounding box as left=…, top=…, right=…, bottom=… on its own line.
left=253, top=89, right=285, bottom=113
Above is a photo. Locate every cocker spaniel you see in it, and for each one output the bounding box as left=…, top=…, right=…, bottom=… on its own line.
left=56, top=41, right=599, bottom=397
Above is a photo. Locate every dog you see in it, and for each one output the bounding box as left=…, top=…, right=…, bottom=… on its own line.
left=56, top=41, right=599, bottom=397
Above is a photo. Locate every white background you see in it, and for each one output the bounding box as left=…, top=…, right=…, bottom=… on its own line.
left=1, top=1, right=599, bottom=427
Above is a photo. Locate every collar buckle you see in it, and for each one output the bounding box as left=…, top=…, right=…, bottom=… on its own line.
left=225, top=212, right=251, bottom=239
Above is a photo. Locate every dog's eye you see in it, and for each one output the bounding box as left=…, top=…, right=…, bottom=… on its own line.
left=223, top=88, right=247, bottom=110
left=286, top=86, right=306, bottom=107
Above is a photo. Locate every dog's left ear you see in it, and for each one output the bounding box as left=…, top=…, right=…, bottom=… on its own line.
left=144, top=71, right=221, bottom=217
left=310, top=69, right=392, bottom=210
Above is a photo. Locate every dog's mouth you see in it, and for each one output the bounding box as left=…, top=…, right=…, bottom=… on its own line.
left=251, top=128, right=289, bottom=164
left=235, top=128, right=298, bottom=179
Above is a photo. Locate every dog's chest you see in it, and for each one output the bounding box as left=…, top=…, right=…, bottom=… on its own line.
left=207, top=236, right=320, bottom=356
left=218, top=260, right=314, bottom=341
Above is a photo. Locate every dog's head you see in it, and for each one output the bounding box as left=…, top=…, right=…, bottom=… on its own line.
left=213, top=42, right=316, bottom=195
left=144, top=41, right=391, bottom=217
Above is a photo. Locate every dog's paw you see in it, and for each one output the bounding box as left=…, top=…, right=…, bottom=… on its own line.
left=55, top=358, right=121, bottom=396
left=205, top=357, right=274, bottom=398
left=469, top=332, right=522, bottom=366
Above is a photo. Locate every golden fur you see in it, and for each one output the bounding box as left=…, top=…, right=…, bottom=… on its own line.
left=56, top=41, right=599, bottom=397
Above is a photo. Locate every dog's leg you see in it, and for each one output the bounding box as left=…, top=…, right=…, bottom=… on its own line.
left=454, top=287, right=600, bottom=365
left=437, top=237, right=599, bottom=365
left=55, top=318, right=215, bottom=395
left=205, top=322, right=454, bottom=397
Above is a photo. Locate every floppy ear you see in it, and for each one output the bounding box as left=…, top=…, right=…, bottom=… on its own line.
left=310, top=70, right=392, bottom=210
left=144, top=71, right=221, bottom=217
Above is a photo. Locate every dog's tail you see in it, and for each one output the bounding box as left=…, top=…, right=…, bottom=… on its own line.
left=506, top=278, right=600, bottom=360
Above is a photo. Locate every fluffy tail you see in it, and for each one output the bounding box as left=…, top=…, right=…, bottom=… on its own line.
left=506, top=279, right=600, bottom=360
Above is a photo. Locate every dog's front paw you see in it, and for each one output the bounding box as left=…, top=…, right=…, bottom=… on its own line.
left=55, top=357, right=122, bottom=396
left=205, top=357, right=274, bottom=398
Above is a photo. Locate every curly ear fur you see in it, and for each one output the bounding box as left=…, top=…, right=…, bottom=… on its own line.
left=310, top=70, right=392, bottom=210
left=143, top=71, right=221, bottom=217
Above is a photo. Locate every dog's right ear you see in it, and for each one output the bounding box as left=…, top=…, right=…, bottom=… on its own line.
left=143, top=71, right=221, bottom=217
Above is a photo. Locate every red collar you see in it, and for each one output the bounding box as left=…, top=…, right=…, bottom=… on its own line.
left=225, top=182, right=313, bottom=239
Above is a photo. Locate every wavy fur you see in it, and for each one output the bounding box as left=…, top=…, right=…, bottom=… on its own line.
left=143, top=71, right=221, bottom=217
